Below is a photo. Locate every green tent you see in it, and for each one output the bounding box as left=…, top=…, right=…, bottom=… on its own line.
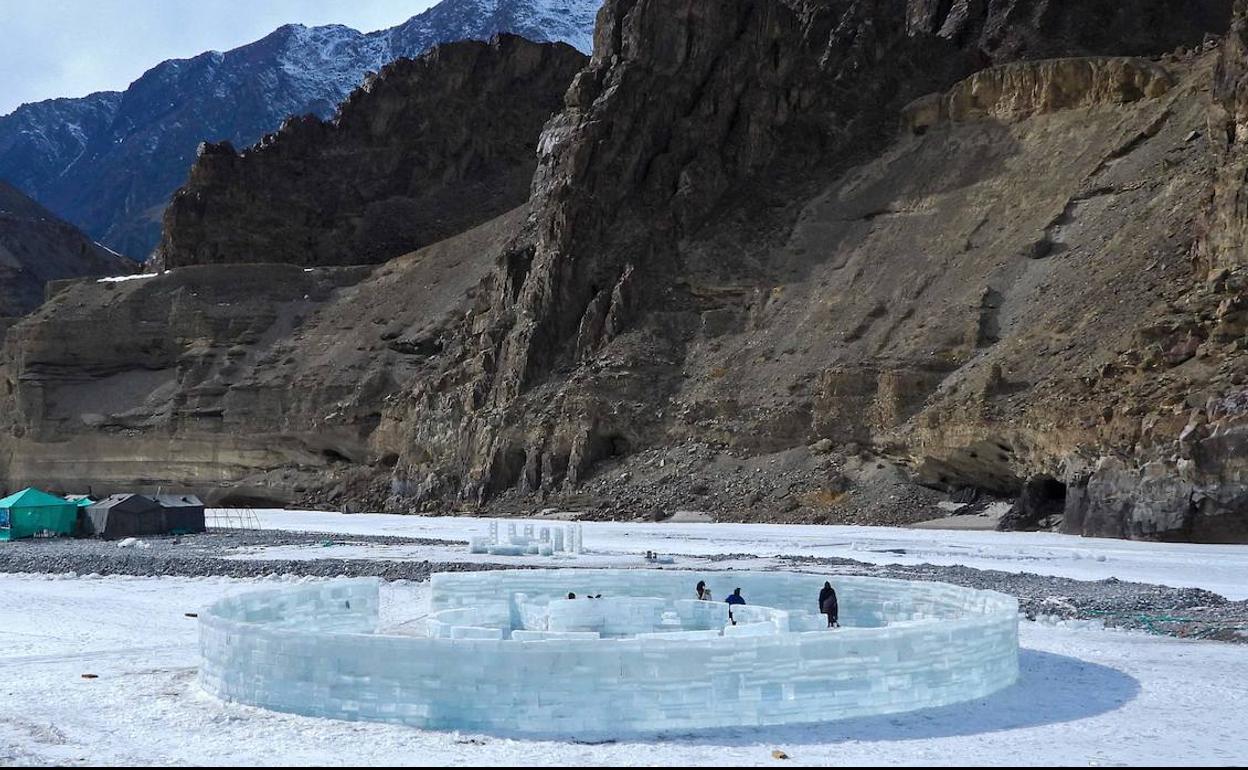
left=0, top=488, right=78, bottom=540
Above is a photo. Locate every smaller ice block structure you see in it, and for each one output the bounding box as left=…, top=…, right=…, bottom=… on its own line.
left=199, top=569, right=1019, bottom=736
left=468, top=520, right=584, bottom=557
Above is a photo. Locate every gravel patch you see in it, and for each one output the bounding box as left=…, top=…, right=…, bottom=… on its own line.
left=1, top=529, right=1243, bottom=642
left=0, top=529, right=507, bottom=581
left=767, top=554, right=1248, bottom=642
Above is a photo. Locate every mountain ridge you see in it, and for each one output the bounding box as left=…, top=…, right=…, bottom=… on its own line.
left=3, top=0, right=1248, bottom=544
left=0, top=0, right=603, bottom=258
left=0, top=179, right=134, bottom=317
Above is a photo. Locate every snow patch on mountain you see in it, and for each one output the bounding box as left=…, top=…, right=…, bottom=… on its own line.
left=0, top=0, right=602, bottom=257
left=513, top=0, right=601, bottom=52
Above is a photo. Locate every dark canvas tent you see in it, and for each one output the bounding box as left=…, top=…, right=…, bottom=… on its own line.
left=0, top=488, right=77, bottom=540
left=154, top=495, right=205, bottom=534
left=82, top=494, right=165, bottom=539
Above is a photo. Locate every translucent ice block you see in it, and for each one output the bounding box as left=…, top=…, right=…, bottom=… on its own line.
left=199, top=570, right=1019, bottom=737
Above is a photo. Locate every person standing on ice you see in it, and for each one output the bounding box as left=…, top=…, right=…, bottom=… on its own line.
left=819, top=581, right=839, bottom=628
left=725, top=587, right=745, bottom=624
left=696, top=580, right=711, bottom=600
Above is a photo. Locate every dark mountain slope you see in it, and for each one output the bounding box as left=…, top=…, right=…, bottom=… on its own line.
left=0, top=180, right=133, bottom=317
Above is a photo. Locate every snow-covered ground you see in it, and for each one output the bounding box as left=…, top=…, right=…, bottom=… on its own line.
left=5, top=514, right=1247, bottom=765
left=222, top=540, right=697, bottom=569
left=219, top=510, right=1248, bottom=600
left=95, top=273, right=156, bottom=283
left=0, top=572, right=1245, bottom=766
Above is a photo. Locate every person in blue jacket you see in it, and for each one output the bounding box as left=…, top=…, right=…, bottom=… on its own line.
left=725, top=587, right=745, bottom=623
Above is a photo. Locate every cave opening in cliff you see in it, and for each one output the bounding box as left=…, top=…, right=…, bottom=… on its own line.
left=606, top=434, right=629, bottom=457
left=489, top=447, right=529, bottom=494
left=1023, top=475, right=1068, bottom=526
left=1034, top=476, right=1067, bottom=508
left=321, top=448, right=352, bottom=464
left=505, top=246, right=535, bottom=303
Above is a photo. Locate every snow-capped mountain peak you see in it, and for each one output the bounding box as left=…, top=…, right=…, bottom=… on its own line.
left=0, top=0, right=601, bottom=258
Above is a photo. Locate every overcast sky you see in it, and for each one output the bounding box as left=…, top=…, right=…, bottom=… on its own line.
left=0, top=1, right=438, bottom=115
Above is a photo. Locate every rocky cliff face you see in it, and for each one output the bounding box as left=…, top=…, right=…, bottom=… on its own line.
left=385, top=0, right=984, bottom=509
left=904, top=0, right=1231, bottom=61
left=1050, top=0, right=1248, bottom=542
left=0, top=181, right=134, bottom=317
left=153, top=36, right=585, bottom=270
left=375, top=0, right=1245, bottom=537
left=0, top=0, right=601, bottom=258
left=0, top=206, right=522, bottom=504
left=4, top=0, right=1248, bottom=543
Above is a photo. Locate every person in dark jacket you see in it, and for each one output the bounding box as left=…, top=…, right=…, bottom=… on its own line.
left=819, top=581, right=839, bottom=627
left=696, top=580, right=709, bottom=600
left=725, top=587, right=746, bottom=624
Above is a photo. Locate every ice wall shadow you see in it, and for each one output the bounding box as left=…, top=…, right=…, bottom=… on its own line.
left=667, top=649, right=1139, bottom=746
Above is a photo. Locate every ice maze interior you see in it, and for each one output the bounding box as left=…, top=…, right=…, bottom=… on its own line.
left=199, top=569, right=1020, bottom=735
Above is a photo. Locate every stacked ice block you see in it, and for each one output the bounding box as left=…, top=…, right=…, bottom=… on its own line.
left=199, top=569, right=1019, bottom=736
left=469, top=520, right=585, bottom=556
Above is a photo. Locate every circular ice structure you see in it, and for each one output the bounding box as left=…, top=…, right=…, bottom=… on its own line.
left=199, top=570, right=1018, bottom=736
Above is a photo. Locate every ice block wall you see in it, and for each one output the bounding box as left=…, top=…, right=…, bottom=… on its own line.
left=430, top=569, right=994, bottom=628
left=199, top=570, right=1019, bottom=736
